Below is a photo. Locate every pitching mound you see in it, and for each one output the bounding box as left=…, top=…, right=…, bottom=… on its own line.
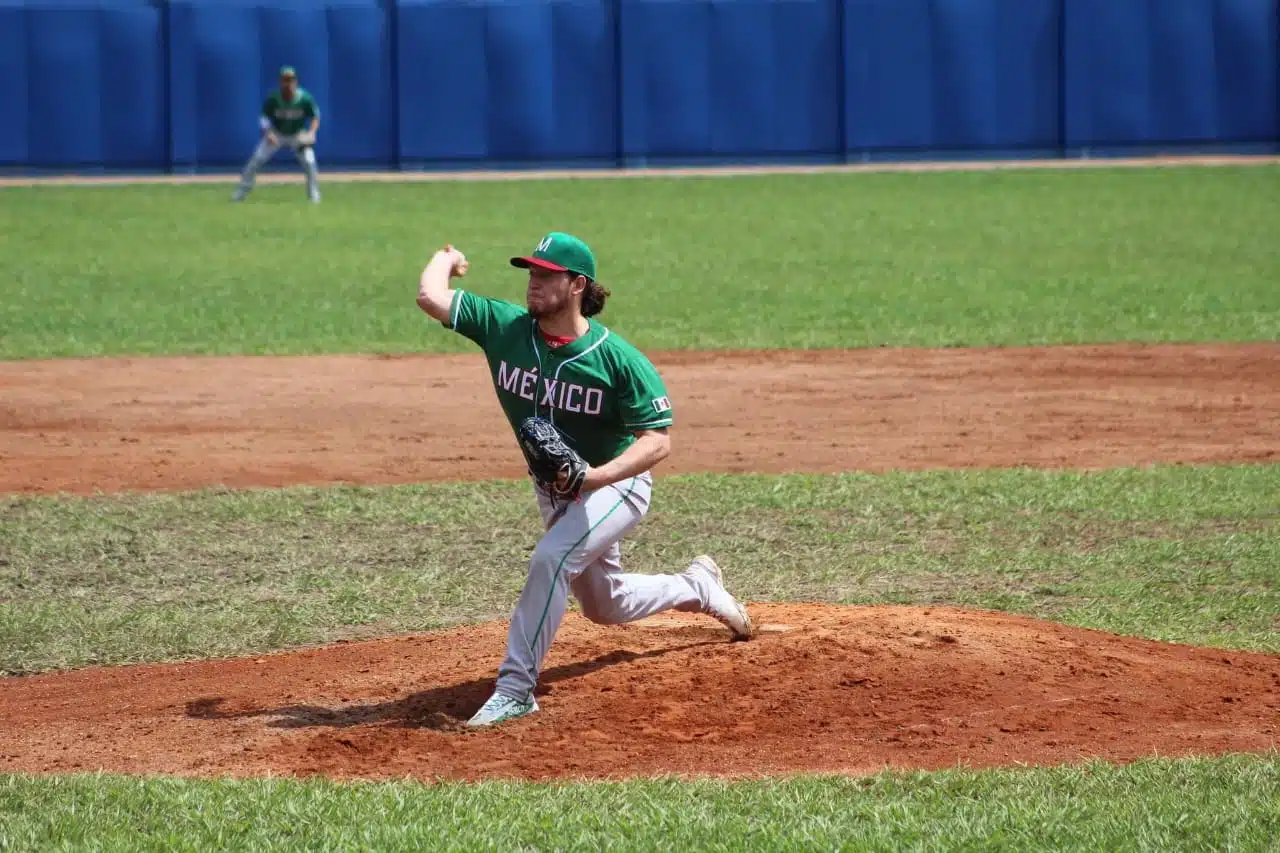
left=3, top=604, right=1276, bottom=782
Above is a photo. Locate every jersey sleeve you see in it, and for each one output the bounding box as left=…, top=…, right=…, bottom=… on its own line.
left=615, top=352, right=674, bottom=431
left=445, top=289, right=528, bottom=350
left=261, top=95, right=274, bottom=118
left=303, top=93, right=319, bottom=118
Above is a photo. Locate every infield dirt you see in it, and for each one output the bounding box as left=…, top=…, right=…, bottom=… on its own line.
left=2, top=341, right=1279, bottom=781
left=3, top=343, right=1277, bottom=495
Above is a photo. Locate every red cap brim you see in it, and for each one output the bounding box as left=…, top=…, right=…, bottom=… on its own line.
left=510, top=256, right=568, bottom=272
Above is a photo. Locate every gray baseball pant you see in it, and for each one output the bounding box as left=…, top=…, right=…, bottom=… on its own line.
left=235, top=133, right=320, bottom=201
left=494, top=472, right=704, bottom=702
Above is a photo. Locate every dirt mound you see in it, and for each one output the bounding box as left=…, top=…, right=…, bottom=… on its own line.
left=2, top=343, right=1277, bottom=495
left=2, top=605, right=1276, bottom=782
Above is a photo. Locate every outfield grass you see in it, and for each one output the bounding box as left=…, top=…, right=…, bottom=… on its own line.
left=2, top=464, right=1276, bottom=675
left=1, top=166, right=1277, bottom=360
left=2, top=755, right=1277, bottom=852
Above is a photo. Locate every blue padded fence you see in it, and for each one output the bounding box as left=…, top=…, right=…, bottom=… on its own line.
left=1063, top=0, right=1279, bottom=152
left=618, top=0, right=844, bottom=162
left=0, top=0, right=1276, bottom=171
left=396, top=0, right=619, bottom=165
left=843, top=0, right=1063, bottom=157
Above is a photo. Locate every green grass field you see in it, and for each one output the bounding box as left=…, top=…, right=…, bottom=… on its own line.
left=1, top=166, right=1278, bottom=359
left=4, top=756, right=1278, bottom=852
left=3, top=464, right=1277, bottom=675
left=3, top=165, right=1278, bottom=850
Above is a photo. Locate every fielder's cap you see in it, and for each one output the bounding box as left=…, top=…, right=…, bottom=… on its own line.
left=279, top=65, right=297, bottom=78
left=511, top=232, right=597, bottom=280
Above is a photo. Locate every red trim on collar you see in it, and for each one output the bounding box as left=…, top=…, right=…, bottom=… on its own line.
left=540, top=330, right=581, bottom=349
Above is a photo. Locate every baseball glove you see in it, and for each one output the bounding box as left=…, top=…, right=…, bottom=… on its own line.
left=517, top=416, right=588, bottom=502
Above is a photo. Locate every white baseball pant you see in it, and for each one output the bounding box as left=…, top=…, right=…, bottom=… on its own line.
left=494, top=472, right=706, bottom=702
left=235, top=133, right=320, bottom=201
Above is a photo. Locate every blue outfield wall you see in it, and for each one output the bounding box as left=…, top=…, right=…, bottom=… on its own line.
left=0, top=0, right=1276, bottom=171
left=843, top=0, right=1063, bottom=156
left=618, top=0, right=844, bottom=162
left=396, top=0, right=618, bottom=164
left=0, top=0, right=168, bottom=167
left=166, top=0, right=393, bottom=167
left=1064, top=0, right=1279, bottom=151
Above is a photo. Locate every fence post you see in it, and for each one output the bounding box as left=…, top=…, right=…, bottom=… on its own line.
left=388, top=0, right=401, bottom=170
left=836, top=0, right=847, bottom=164
left=1056, top=0, right=1066, bottom=159
left=158, top=0, right=171, bottom=173
left=613, top=0, right=623, bottom=170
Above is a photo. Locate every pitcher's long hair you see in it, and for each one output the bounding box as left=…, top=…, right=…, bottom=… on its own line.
left=580, top=278, right=611, bottom=318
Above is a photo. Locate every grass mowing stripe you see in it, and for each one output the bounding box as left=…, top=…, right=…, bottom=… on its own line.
left=1, top=166, right=1277, bottom=359
left=2, top=464, right=1276, bottom=674
left=1, top=755, right=1277, bottom=852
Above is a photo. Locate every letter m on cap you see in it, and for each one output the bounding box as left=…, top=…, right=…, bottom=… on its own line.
left=537, top=236, right=553, bottom=252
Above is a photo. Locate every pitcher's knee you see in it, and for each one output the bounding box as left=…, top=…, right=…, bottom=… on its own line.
left=570, top=571, right=620, bottom=625
left=578, top=596, right=622, bottom=625
left=576, top=582, right=629, bottom=625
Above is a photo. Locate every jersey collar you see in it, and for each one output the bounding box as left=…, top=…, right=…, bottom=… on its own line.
left=533, top=318, right=603, bottom=359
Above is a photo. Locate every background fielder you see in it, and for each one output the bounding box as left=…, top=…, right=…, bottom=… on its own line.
left=415, top=232, right=755, bottom=728
left=232, top=66, right=321, bottom=203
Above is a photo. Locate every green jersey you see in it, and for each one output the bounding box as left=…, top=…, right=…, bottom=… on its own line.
left=446, top=290, right=674, bottom=467
left=262, top=88, right=318, bottom=136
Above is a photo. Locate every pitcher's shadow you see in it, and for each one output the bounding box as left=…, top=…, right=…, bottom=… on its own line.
left=185, top=640, right=720, bottom=732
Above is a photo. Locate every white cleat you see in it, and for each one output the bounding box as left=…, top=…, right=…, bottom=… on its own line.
left=683, top=555, right=755, bottom=640
left=465, top=691, right=539, bottom=728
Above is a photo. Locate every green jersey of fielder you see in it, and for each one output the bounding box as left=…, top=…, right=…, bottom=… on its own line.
left=416, top=232, right=755, bottom=728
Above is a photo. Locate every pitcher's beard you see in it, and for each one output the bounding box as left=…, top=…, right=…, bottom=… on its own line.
left=527, top=292, right=571, bottom=320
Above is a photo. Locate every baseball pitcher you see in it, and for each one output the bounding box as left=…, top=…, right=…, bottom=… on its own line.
left=232, top=66, right=322, bottom=203
left=416, top=232, right=755, bottom=728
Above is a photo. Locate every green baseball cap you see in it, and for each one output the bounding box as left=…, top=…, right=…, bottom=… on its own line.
left=510, top=232, right=597, bottom=280
left=280, top=66, right=297, bottom=79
